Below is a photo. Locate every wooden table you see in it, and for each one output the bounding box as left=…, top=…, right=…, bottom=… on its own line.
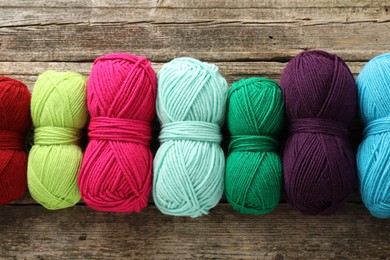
left=1, top=1, right=389, bottom=259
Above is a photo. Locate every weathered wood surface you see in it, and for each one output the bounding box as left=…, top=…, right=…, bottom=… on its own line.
left=0, top=204, right=389, bottom=260
left=1, top=0, right=390, bottom=259
left=0, top=0, right=389, bottom=62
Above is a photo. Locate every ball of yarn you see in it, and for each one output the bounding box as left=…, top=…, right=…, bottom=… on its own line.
left=28, top=71, right=87, bottom=210
left=280, top=50, right=357, bottom=215
left=0, top=77, right=31, bottom=205
left=78, top=53, right=157, bottom=212
left=225, top=78, right=284, bottom=214
left=356, top=53, right=390, bottom=218
left=153, top=57, right=228, bottom=217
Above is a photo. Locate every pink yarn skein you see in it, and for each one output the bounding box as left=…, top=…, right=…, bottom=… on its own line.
left=78, top=53, right=157, bottom=212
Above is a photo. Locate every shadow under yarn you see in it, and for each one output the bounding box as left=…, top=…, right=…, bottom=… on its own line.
left=357, top=53, right=390, bottom=218
left=153, top=57, right=228, bottom=218
left=280, top=50, right=357, bottom=215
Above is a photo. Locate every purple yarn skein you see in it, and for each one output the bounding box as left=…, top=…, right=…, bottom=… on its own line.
left=280, top=50, right=357, bottom=215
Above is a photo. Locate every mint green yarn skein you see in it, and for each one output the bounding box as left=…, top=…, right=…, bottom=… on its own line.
left=153, top=57, right=228, bottom=217
left=28, top=71, right=87, bottom=210
left=226, top=78, right=284, bottom=214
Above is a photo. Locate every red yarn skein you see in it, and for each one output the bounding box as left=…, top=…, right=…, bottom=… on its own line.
left=78, top=53, right=157, bottom=212
left=0, top=77, right=32, bottom=205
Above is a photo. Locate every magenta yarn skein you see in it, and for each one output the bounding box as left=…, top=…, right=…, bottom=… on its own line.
left=78, top=53, right=157, bottom=213
left=280, top=50, right=357, bottom=215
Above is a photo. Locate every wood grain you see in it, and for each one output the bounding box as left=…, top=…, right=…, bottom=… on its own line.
left=0, top=204, right=388, bottom=260
left=0, top=0, right=389, bottom=62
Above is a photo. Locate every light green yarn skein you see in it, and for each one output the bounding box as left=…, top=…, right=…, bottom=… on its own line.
left=153, top=57, right=228, bottom=217
left=28, top=71, right=87, bottom=210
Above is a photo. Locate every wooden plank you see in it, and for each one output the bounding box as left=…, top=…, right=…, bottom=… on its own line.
left=0, top=1, right=389, bottom=62
left=0, top=4, right=388, bottom=27
left=0, top=61, right=366, bottom=89
left=0, top=204, right=388, bottom=259
left=0, top=0, right=388, bottom=9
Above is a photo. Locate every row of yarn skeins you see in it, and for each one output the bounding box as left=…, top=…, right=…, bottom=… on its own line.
left=0, top=51, right=388, bottom=218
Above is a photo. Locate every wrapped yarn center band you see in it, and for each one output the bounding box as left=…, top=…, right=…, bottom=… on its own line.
left=363, top=116, right=390, bottom=137
left=34, top=126, right=82, bottom=146
left=0, top=130, right=25, bottom=150
left=159, top=121, right=222, bottom=143
left=88, top=116, right=152, bottom=145
left=290, top=118, right=348, bottom=138
left=229, top=135, right=278, bottom=153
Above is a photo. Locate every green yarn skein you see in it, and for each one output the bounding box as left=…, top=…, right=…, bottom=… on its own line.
left=226, top=77, right=284, bottom=214
left=153, top=57, right=228, bottom=218
left=28, top=71, right=87, bottom=210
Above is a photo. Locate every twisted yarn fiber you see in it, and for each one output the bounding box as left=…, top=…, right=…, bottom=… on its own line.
left=0, top=77, right=32, bottom=205
left=280, top=50, right=357, bottom=215
left=357, top=53, right=390, bottom=218
left=226, top=78, right=284, bottom=214
left=28, top=71, right=87, bottom=210
left=78, top=53, right=157, bottom=212
left=154, top=57, right=228, bottom=217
